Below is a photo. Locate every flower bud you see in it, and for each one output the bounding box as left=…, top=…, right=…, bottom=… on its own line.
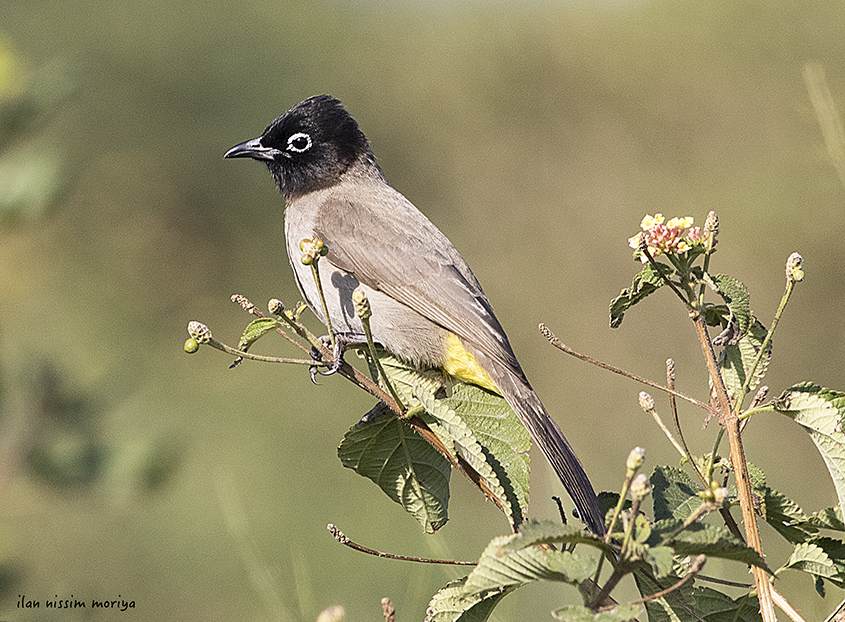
left=703, top=211, right=719, bottom=238
left=187, top=321, right=211, bottom=343
left=183, top=338, right=200, bottom=354
left=630, top=474, right=651, bottom=501
left=268, top=299, right=285, bottom=315
left=786, top=252, right=804, bottom=282
left=626, top=447, right=646, bottom=472
left=638, top=391, right=655, bottom=412
left=352, top=288, right=371, bottom=320
left=300, top=238, right=326, bottom=265
left=231, top=294, right=254, bottom=312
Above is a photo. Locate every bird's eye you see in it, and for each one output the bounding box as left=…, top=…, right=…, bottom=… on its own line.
left=286, top=132, right=312, bottom=153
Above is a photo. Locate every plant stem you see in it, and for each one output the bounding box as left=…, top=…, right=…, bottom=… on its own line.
left=691, top=312, right=775, bottom=621
left=309, top=261, right=336, bottom=351
left=736, top=278, right=795, bottom=411
left=360, top=313, right=405, bottom=413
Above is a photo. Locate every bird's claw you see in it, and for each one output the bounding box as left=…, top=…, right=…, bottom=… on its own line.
left=309, top=335, right=350, bottom=384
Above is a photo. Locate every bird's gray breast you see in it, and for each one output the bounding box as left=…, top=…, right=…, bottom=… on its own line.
left=283, top=184, right=451, bottom=368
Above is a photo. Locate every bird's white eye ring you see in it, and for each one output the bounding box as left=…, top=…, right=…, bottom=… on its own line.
left=287, top=132, right=312, bottom=153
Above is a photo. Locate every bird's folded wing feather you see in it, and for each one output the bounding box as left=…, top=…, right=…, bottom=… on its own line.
left=313, top=194, right=525, bottom=382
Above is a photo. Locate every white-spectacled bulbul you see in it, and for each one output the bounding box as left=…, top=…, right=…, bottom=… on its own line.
left=224, top=95, right=605, bottom=535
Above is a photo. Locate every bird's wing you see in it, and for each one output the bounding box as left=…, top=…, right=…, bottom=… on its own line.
left=312, top=191, right=525, bottom=381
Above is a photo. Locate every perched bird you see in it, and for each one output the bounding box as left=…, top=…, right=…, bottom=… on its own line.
left=224, top=95, right=605, bottom=535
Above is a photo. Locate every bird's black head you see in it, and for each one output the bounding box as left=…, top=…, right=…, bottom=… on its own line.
left=224, top=95, right=375, bottom=200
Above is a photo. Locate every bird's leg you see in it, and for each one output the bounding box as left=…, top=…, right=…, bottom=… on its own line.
left=309, top=332, right=367, bottom=384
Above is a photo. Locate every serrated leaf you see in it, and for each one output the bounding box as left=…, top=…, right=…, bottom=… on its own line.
left=230, top=317, right=283, bottom=367
left=551, top=604, right=643, bottom=621
left=774, top=383, right=845, bottom=511
left=425, top=576, right=511, bottom=622
left=781, top=542, right=839, bottom=579
left=644, top=546, right=676, bottom=578
left=414, top=383, right=513, bottom=525
left=651, top=466, right=701, bottom=522
left=691, top=587, right=762, bottom=622
left=703, top=274, right=751, bottom=337
left=801, top=536, right=845, bottom=588
left=661, top=522, right=770, bottom=572
left=610, top=263, right=665, bottom=328
left=718, top=319, right=771, bottom=405
left=810, top=506, right=845, bottom=531
left=463, top=533, right=598, bottom=599
left=505, top=520, right=608, bottom=553
left=338, top=404, right=450, bottom=533
left=443, top=383, right=531, bottom=526
left=760, top=487, right=816, bottom=544
left=377, top=352, right=446, bottom=407
left=634, top=571, right=696, bottom=622
left=747, top=462, right=767, bottom=517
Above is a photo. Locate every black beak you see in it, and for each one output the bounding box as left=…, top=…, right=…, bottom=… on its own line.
left=224, top=137, right=279, bottom=161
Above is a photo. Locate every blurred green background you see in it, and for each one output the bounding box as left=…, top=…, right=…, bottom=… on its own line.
left=1, top=0, right=844, bottom=619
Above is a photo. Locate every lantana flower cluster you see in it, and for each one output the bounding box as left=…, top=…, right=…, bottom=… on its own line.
left=628, top=214, right=709, bottom=262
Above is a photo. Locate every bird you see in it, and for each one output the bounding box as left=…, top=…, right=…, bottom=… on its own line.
left=224, top=95, right=605, bottom=535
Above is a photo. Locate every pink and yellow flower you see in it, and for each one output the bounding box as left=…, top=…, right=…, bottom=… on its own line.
left=629, top=214, right=710, bottom=262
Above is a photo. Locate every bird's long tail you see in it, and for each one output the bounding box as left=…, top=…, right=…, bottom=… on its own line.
left=483, top=357, right=606, bottom=536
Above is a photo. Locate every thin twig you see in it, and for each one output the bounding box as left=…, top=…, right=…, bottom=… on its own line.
left=539, top=324, right=716, bottom=416
left=667, top=359, right=706, bottom=485
left=695, top=574, right=751, bottom=589
left=605, top=554, right=706, bottom=611
left=206, top=337, right=326, bottom=366
left=735, top=277, right=795, bottom=412
left=327, top=524, right=476, bottom=565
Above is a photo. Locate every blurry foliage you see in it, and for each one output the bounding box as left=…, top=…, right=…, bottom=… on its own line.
left=0, top=37, right=182, bottom=608
left=0, top=37, right=75, bottom=227
left=21, top=362, right=181, bottom=494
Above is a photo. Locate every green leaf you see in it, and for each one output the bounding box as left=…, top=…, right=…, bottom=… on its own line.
left=774, top=383, right=845, bottom=511
left=230, top=318, right=283, bottom=367
left=443, top=383, right=531, bottom=526
left=800, top=536, right=845, bottom=588
left=691, top=587, right=762, bottom=622
left=634, top=571, right=696, bottom=622
left=658, top=521, right=770, bottom=572
left=609, top=263, right=665, bottom=328
left=376, top=352, right=447, bottom=407
left=337, top=404, right=451, bottom=533
left=504, top=520, right=608, bottom=553
left=551, top=604, right=643, bottom=621
left=781, top=542, right=839, bottom=579
left=810, top=506, right=845, bottom=531
left=425, top=577, right=511, bottom=622
left=703, top=273, right=752, bottom=337
left=651, top=466, right=701, bottom=522
left=760, top=487, right=816, bottom=544
left=414, top=383, right=513, bottom=524
left=360, top=352, right=532, bottom=527
left=463, top=533, right=598, bottom=599
left=644, top=546, right=676, bottom=578
left=718, top=319, right=771, bottom=405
